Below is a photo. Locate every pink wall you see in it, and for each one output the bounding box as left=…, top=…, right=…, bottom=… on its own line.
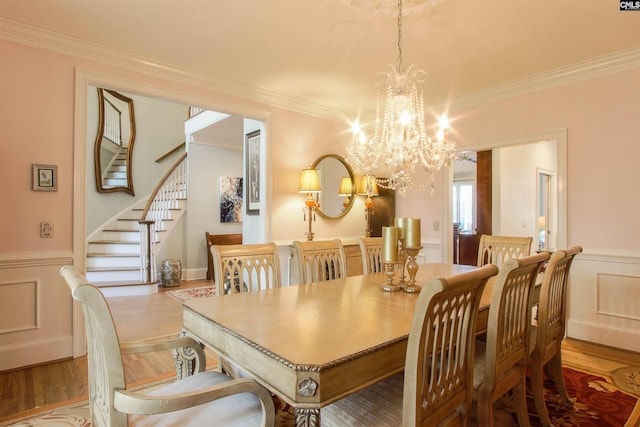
left=450, top=69, right=640, bottom=251
left=0, top=40, right=361, bottom=255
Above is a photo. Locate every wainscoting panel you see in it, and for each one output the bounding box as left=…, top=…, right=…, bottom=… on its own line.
left=0, top=251, right=74, bottom=371
left=0, top=280, right=40, bottom=334
left=567, top=250, right=640, bottom=353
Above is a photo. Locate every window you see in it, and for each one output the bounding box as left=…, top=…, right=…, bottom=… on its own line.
left=453, top=180, right=475, bottom=233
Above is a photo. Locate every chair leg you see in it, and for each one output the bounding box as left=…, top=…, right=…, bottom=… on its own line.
left=513, top=379, right=532, bottom=427
left=476, top=391, right=494, bottom=427
left=544, top=352, right=573, bottom=407
left=530, top=361, right=553, bottom=427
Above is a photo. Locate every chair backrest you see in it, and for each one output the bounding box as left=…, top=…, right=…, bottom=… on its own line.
left=357, top=237, right=384, bottom=274
left=403, top=264, right=499, bottom=426
left=60, top=265, right=128, bottom=427
left=205, top=232, right=243, bottom=280
left=481, top=252, right=549, bottom=394
left=211, top=243, right=281, bottom=296
left=477, top=234, right=532, bottom=267
left=293, top=239, right=346, bottom=284
left=532, top=246, right=582, bottom=359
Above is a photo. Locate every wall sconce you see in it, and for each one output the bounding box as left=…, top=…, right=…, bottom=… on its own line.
left=298, top=167, right=321, bottom=241
left=358, top=175, right=379, bottom=237
left=338, top=176, right=353, bottom=211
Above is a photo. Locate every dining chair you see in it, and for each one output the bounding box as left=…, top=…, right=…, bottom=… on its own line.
left=293, top=239, right=346, bottom=284
left=211, top=243, right=281, bottom=295
left=205, top=232, right=242, bottom=280
left=357, top=236, right=384, bottom=274
left=529, top=246, right=582, bottom=427
left=321, top=264, right=500, bottom=427
left=472, top=252, right=549, bottom=427
left=59, top=265, right=275, bottom=427
left=477, top=234, right=533, bottom=268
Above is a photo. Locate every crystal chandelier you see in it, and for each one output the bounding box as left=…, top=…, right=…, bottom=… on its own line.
left=346, top=0, right=456, bottom=197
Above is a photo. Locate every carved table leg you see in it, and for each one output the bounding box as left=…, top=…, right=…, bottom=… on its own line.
left=295, top=408, right=320, bottom=427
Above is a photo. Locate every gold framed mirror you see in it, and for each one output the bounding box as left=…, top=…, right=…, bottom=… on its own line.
left=312, top=154, right=355, bottom=220
left=94, top=88, right=136, bottom=195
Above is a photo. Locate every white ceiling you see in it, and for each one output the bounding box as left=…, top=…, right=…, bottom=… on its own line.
left=1, top=0, right=640, bottom=121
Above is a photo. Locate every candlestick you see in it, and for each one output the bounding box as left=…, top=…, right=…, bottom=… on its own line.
left=405, top=218, right=421, bottom=248
left=381, top=226, right=398, bottom=263
left=403, top=246, right=423, bottom=293
left=380, top=262, right=401, bottom=292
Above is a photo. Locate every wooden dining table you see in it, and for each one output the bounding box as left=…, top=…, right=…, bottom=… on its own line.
left=181, top=263, right=492, bottom=427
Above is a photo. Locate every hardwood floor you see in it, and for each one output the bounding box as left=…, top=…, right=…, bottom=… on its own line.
left=0, top=279, right=212, bottom=420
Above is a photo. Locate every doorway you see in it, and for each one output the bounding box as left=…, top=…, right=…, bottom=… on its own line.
left=448, top=130, right=567, bottom=264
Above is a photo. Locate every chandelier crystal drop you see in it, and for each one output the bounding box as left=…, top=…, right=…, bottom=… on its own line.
left=346, top=0, right=456, bottom=197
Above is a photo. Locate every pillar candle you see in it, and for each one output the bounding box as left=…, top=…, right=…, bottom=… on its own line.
left=394, top=217, right=407, bottom=240
left=405, top=218, right=421, bottom=248
left=382, top=226, right=398, bottom=263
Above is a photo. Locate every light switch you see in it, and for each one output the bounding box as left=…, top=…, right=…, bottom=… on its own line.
left=40, top=221, right=54, bottom=238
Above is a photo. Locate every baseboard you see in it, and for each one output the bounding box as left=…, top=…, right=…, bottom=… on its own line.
left=0, top=335, right=73, bottom=371
left=567, top=319, right=640, bottom=353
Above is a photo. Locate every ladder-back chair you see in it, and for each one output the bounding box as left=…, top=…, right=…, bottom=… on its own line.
left=472, top=252, right=549, bottom=427
left=211, top=243, right=281, bottom=296
left=357, top=236, right=384, bottom=274
left=293, top=239, right=346, bottom=284
left=321, top=264, right=499, bottom=426
left=477, top=234, right=532, bottom=268
left=529, top=246, right=582, bottom=427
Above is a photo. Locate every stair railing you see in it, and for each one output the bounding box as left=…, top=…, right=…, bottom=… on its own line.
left=138, top=153, right=188, bottom=282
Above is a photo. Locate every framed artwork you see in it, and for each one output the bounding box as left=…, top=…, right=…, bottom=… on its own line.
left=219, top=176, right=243, bottom=223
left=32, top=164, right=57, bottom=191
left=245, top=130, right=260, bottom=215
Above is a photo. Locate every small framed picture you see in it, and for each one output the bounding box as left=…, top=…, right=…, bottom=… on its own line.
left=32, top=164, right=57, bottom=191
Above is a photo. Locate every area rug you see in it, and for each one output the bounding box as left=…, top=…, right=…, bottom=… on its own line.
left=491, top=367, right=640, bottom=427
left=166, top=285, right=215, bottom=302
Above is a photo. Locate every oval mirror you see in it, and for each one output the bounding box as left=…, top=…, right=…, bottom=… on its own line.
left=94, top=88, right=136, bottom=195
left=312, top=154, right=355, bottom=220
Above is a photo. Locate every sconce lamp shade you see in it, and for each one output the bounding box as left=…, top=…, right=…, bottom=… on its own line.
left=338, top=176, right=353, bottom=196
left=298, top=168, right=321, bottom=193
left=358, top=175, right=379, bottom=196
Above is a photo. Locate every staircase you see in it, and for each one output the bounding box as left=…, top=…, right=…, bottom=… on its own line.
left=86, top=153, right=188, bottom=297
left=102, top=147, right=128, bottom=187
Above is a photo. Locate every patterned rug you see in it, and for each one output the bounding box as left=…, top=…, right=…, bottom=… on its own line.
left=491, top=367, right=640, bottom=427
left=165, top=285, right=215, bottom=302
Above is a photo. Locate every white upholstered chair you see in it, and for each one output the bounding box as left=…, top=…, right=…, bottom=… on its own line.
left=321, top=264, right=499, bottom=427
left=59, top=265, right=275, bottom=427
left=293, top=239, right=346, bottom=284
left=529, top=246, right=582, bottom=427
left=211, top=243, right=282, bottom=296
left=357, top=236, right=384, bottom=274
left=472, top=252, right=549, bottom=427
left=477, top=234, right=533, bottom=268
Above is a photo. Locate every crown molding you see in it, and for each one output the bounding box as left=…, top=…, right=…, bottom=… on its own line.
left=2, top=17, right=639, bottom=120
left=0, top=18, right=345, bottom=120
left=449, top=47, right=640, bottom=112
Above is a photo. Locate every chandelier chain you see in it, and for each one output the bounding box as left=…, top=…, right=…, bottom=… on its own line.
left=397, top=0, right=403, bottom=71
